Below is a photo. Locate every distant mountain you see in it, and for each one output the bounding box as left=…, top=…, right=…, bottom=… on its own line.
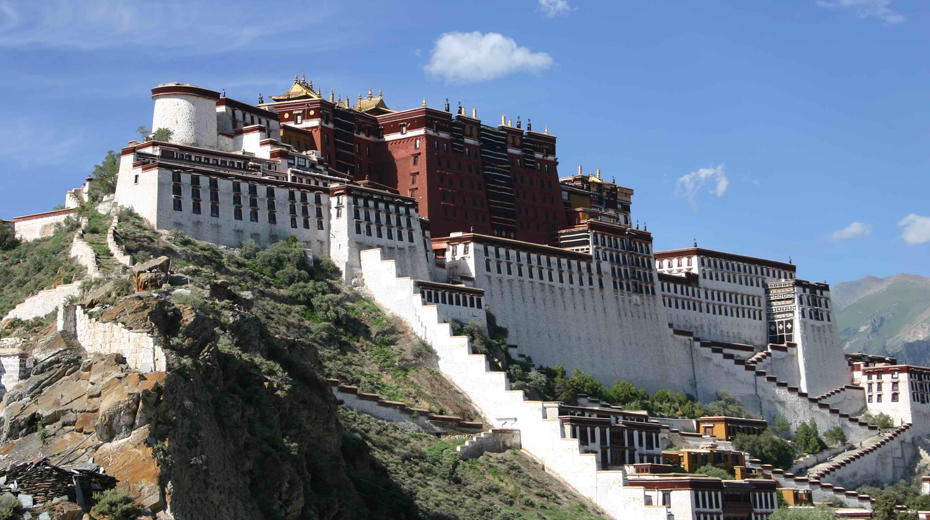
left=834, top=274, right=930, bottom=362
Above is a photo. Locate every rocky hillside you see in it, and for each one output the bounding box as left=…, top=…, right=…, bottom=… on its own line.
left=834, top=274, right=930, bottom=361
left=0, top=208, right=607, bottom=520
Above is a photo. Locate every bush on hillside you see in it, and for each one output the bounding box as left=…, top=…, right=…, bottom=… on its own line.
left=0, top=492, right=17, bottom=520
left=0, top=226, right=84, bottom=317
left=793, top=420, right=827, bottom=455
left=0, top=223, right=18, bottom=251
left=732, top=430, right=796, bottom=470
left=824, top=426, right=847, bottom=446
left=694, top=464, right=731, bottom=480
left=862, top=412, right=895, bottom=430
left=92, top=489, right=145, bottom=520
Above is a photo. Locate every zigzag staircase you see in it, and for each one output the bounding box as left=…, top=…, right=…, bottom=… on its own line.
left=360, top=248, right=670, bottom=519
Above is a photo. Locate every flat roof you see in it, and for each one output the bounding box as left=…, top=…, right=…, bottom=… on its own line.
left=655, top=247, right=796, bottom=272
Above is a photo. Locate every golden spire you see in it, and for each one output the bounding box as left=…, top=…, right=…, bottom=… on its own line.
left=367, top=87, right=372, bottom=100
left=378, top=89, right=382, bottom=98
left=294, top=74, right=299, bottom=83
left=359, top=92, right=363, bottom=103
left=597, top=168, right=601, bottom=179
left=330, top=91, right=335, bottom=102
left=578, top=164, right=582, bottom=175
left=422, top=97, right=427, bottom=107
left=301, top=73, right=306, bottom=84
left=501, top=114, right=506, bottom=125
left=507, top=119, right=512, bottom=127
left=545, top=125, right=549, bottom=135
left=472, top=107, right=477, bottom=118
left=337, top=94, right=342, bottom=104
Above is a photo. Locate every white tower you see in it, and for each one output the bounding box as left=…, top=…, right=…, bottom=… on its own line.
left=151, top=83, right=220, bottom=150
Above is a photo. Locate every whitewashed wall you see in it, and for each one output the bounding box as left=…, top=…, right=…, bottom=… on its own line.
left=58, top=305, right=166, bottom=373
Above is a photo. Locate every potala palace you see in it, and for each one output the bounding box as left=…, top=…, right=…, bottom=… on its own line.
left=5, top=79, right=929, bottom=520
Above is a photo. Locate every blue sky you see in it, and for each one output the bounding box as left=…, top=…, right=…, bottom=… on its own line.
left=0, top=0, right=927, bottom=284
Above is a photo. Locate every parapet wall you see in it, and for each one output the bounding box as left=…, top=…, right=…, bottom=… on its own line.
left=107, top=216, right=133, bottom=267
left=2, top=283, right=81, bottom=324
left=57, top=305, right=166, bottom=373
left=70, top=231, right=101, bottom=278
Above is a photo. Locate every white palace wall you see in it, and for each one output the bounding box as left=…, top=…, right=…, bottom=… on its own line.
left=445, top=243, right=696, bottom=395
left=796, top=317, right=849, bottom=397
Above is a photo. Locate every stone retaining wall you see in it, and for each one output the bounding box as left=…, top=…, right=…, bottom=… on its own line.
left=107, top=216, right=133, bottom=267
left=326, top=378, right=482, bottom=434
left=70, top=232, right=100, bottom=278
left=57, top=305, right=166, bottom=373
left=456, top=429, right=522, bottom=460
left=2, top=283, right=81, bottom=324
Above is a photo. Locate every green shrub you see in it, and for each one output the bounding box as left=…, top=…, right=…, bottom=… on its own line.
left=769, top=506, right=836, bottom=519
left=732, top=430, right=796, bottom=469
left=0, top=223, right=18, bottom=251
left=793, top=420, right=827, bottom=454
left=862, top=412, right=895, bottom=430
left=694, top=464, right=731, bottom=480
left=824, top=426, right=846, bottom=446
left=774, top=415, right=792, bottom=438
left=92, top=488, right=145, bottom=520
left=0, top=492, right=17, bottom=520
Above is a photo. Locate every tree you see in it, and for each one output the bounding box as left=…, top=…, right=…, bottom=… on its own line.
left=705, top=391, right=751, bottom=418
left=774, top=416, right=792, bottom=438
left=793, top=420, right=827, bottom=454
left=862, top=412, right=895, bottom=430
left=88, top=150, right=120, bottom=201
left=0, top=223, right=18, bottom=251
left=732, top=430, right=796, bottom=469
left=152, top=127, right=173, bottom=141
left=694, top=464, right=730, bottom=480
left=824, top=426, right=847, bottom=447
left=872, top=493, right=898, bottom=520
left=136, top=125, right=151, bottom=141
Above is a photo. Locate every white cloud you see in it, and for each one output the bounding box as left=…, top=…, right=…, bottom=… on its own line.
left=676, top=164, right=729, bottom=207
left=830, top=222, right=872, bottom=241
left=538, top=0, right=571, bottom=18
left=898, top=214, right=930, bottom=246
left=425, top=31, right=553, bottom=84
left=816, top=0, right=906, bottom=24
left=0, top=0, right=326, bottom=53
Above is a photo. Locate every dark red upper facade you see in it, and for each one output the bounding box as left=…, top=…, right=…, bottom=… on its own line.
left=264, top=83, right=565, bottom=243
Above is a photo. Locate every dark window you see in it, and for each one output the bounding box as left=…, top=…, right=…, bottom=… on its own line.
left=192, top=201, right=201, bottom=214
left=173, top=198, right=182, bottom=211
left=250, top=210, right=259, bottom=222
left=234, top=208, right=242, bottom=220
left=210, top=204, right=219, bottom=218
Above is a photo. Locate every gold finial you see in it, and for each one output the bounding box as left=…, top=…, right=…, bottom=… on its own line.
left=507, top=119, right=512, bottom=127
left=337, top=94, right=342, bottom=103
left=308, top=79, right=312, bottom=89
left=330, top=91, right=335, bottom=102
left=597, top=168, right=601, bottom=179
left=301, top=73, right=306, bottom=84
left=545, top=125, right=549, bottom=134
left=294, top=74, right=299, bottom=83
left=578, top=164, right=582, bottom=175
left=472, top=107, right=477, bottom=118
left=358, top=92, right=363, bottom=103
left=501, top=114, right=506, bottom=125
left=378, top=89, right=382, bottom=98
left=316, top=86, right=320, bottom=95
left=422, top=97, right=427, bottom=107
left=368, top=87, right=372, bottom=99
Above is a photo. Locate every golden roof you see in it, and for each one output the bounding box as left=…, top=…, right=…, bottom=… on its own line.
left=270, top=75, right=320, bottom=101
left=353, top=88, right=394, bottom=115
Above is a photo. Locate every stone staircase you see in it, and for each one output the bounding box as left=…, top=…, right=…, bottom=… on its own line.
left=360, top=248, right=672, bottom=519
left=770, top=468, right=875, bottom=510
left=805, top=423, right=912, bottom=488
left=675, top=330, right=878, bottom=444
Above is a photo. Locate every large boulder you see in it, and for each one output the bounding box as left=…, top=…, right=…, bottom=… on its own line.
left=132, top=256, right=170, bottom=292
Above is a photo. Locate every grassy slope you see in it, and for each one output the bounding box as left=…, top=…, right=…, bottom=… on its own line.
left=113, top=211, right=606, bottom=519
left=838, top=279, right=930, bottom=354
left=0, top=218, right=84, bottom=318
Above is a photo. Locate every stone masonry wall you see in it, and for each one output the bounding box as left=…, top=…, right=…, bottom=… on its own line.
left=2, top=283, right=81, bottom=324
left=107, top=216, right=133, bottom=267
left=57, top=305, right=166, bottom=373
